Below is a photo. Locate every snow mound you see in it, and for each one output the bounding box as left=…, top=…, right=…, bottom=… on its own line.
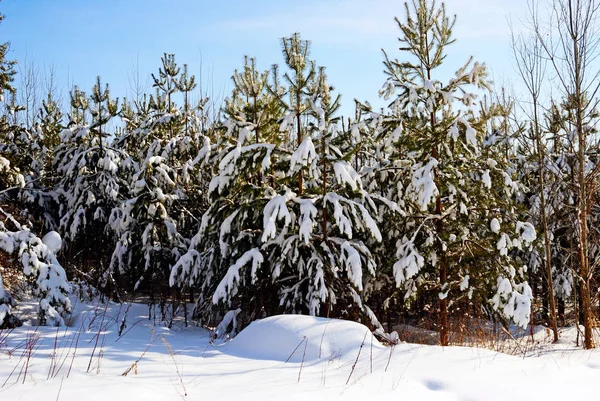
left=226, top=314, right=383, bottom=362
left=42, top=231, right=62, bottom=253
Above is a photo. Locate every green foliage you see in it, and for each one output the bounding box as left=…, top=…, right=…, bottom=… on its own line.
left=3, top=1, right=594, bottom=338
left=358, top=0, right=534, bottom=328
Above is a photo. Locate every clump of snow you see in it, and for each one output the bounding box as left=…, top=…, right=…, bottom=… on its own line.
left=496, top=233, right=511, bottom=256
left=0, top=156, right=10, bottom=169
left=492, top=277, right=532, bottom=328
left=448, top=123, right=459, bottom=140
left=516, top=222, right=537, bottom=243
left=296, top=198, right=317, bottom=245
left=289, top=137, right=317, bottom=176
left=460, top=118, right=478, bottom=149
left=214, top=308, right=242, bottom=339
left=481, top=170, right=491, bottom=189
left=407, top=158, right=439, bottom=211
left=340, top=242, right=364, bottom=290
left=490, top=218, right=500, bottom=234
left=42, top=231, right=62, bottom=253
left=226, top=315, right=383, bottom=362
left=394, top=236, right=424, bottom=284
left=460, top=274, right=470, bottom=291
left=262, top=190, right=293, bottom=242
left=333, top=161, right=361, bottom=191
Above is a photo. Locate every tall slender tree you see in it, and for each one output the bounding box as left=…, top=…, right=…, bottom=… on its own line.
left=531, top=0, right=600, bottom=349
left=360, top=0, right=536, bottom=345
left=511, top=3, right=559, bottom=342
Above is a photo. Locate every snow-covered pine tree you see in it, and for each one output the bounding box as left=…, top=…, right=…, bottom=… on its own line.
left=53, top=78, right=124, bottom=287
left=170, top=54, right=285, bottom=327
left=0, top=90, right=68, bottom=327
left=115, top=55, right=203, bottom=163
left=108, top=153, right=186, bottom=299
left=150, top=53, right=182, bottom=142
left=227, top=55, right=283, bottom=146
left=0, top=97, right=36, bottom=191
left=172, top=35, right=389, bottom=332
left=359, top=0, right=536, bottom=345
left=0, top=269, right=17, bottom=329
left=13, top=91, right=65, bottom=232
left=109, top=54, right=210, bottom=316
left=37, top=92, right=63, bottom=157
left=117, top=94, right=153, bottom=158
left=0, top=9, right=50, bottom=233
left=8, top=90, right=64, bottom=187
left=0, top=14, right=23, bottom=192
left=0, top=207, right=71, bottom=326
left=66, top=86, right=88, bottom=125
left=0, top=104, right=29, bottom=194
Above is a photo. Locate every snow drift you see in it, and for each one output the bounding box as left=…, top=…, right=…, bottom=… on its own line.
left=225, top=314, right=384, bottom=362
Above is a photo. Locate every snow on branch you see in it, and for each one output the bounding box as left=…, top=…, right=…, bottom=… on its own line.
left=393, top=236, right=425, bottom=285
left=262, top=190, right=294, bottom=242
left=289, top=137, right=318, bottom=178
left=407, top=158, right=439, bottom=211
left=212, top=248, right=264, bottom=304
left=333, top=161, right=361, bottom=191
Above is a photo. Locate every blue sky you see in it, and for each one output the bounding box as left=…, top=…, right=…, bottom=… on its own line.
left=1, top=0, right=528, bottom=116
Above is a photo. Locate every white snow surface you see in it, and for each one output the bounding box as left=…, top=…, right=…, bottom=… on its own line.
left=1, top=300, right=599, bottom=401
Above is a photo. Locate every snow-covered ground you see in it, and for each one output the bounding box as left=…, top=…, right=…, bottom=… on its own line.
left=1, top=300, right=599, bottom=401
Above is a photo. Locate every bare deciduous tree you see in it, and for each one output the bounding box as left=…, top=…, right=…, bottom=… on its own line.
left=511, top=0, right=560, bottom=343
left=18, top=53, right=40, bottom=129
left=532, top=0, right=600, bottom=349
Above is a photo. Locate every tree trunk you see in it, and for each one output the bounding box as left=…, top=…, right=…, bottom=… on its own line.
left=576, top=89, right=594, bottom=349
left=571, top=0, right=594, bottom=349
left=433, top=136, right=447, bottom=346
left=321, top=135, right=327, bottom=238
left=296, top=103, right=303, bottom=195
